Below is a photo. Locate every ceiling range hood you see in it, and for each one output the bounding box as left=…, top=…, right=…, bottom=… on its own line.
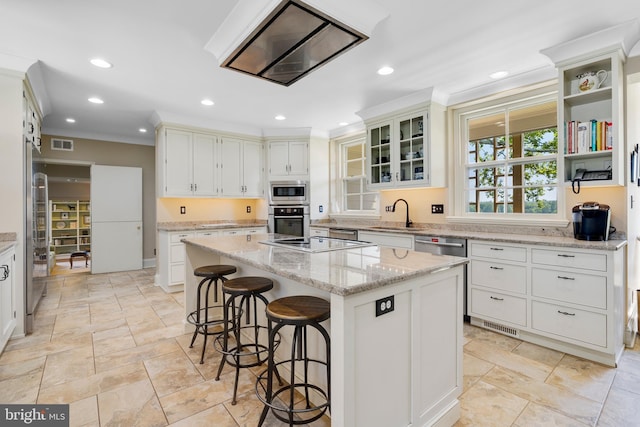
left=206, top=0, right=388, bottom=86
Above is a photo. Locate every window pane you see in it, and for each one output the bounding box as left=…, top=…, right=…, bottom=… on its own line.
left=346, top=160, right=361, bottom=177
left=523, top=128, right=558, bottom=157
left=346, top=144, right=362, bottom=161
left=346, top=195, right=360, bottom=210
left=524, top=187, right=558, bottom=213
left=345, top=179, right=361, bottom=194
left=524, top=161, right=557, bottom=186
left=363, top=193, right=377, bottom=210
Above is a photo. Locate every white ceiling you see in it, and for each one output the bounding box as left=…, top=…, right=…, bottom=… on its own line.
left=2, top=0, right=640, bottom=146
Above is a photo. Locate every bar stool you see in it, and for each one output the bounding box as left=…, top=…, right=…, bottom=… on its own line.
left=256, top=295, right=331, bottom=426
left=214, top=276, right=277, bottom=405
left=186, top=265, right=237, bottom=364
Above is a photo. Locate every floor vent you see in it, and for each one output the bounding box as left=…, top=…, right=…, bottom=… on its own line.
left=482, top=320, right=519, bottom=337
left=51, top=138, right=73, bottom=151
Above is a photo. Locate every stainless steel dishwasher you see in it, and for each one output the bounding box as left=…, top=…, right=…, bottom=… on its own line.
left=329, top=228, right=359, bottom=240
left=414, top=235, right=468, bottom=320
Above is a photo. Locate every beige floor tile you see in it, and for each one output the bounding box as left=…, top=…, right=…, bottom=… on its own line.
left=144, top=350, right=205, bottom=397
left=464, top=339, right=553, bottom=382
left=457, top=380, right=528, bottom=427
left=97, top=378, right=168, bottom=427
left=514, top=402, right=591, bottom=427
left=596, top=386, right=640, bottom=426
left=69, top=395, right=100, bottom=427
left=159, top=378, right=235, bottom=423
left=462, top=352, right=494, bottom=392
left=38, top=361, right=150, bottom=404
left=167, top=404, right=237, bottom=427
left=610, top=365, right=640, bottom=395
left=94, top=338, right=182, bottom=373
left=93, top=333, right=137, bottom=357
left=0, top=355, right=46, bottom=381
left=0, top=367, right=43, bottom=403
left=546, top=354, right=616, bottom=403
left=131, top=324, right=187, bottom=347
left=511, top=340, right=565, bottom=367
left=41, top=347, right=95, bottom=389
left=463, top=323, right=522, bottom=352
left=483, top=366, right=602, bottom=425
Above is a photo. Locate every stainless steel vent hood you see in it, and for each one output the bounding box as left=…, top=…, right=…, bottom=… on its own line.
left=206, top=0, right=387, bottom=86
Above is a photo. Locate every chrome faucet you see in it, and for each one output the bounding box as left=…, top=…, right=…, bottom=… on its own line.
left=392, top=198, right=412, bottom=228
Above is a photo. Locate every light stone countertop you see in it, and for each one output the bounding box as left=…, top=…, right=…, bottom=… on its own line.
left=183, top=233, right=467, bottom=297
left=0, top=233, right=17, bottom=254
left=157, top=221, right=267, bottom=232
left=313, top=224, right=627, bottom=251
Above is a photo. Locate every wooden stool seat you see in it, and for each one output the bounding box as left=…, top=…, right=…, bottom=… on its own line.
left=194, top=264, right=236, bottom=278
left=222, top=276, right=273, bottom=295
left=266, top=295, right=330, bottom=324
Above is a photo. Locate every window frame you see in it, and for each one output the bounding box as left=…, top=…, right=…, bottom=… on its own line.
left=331, top=132, right=379, bottom=217
left=449, top=84, right=568, bottom=226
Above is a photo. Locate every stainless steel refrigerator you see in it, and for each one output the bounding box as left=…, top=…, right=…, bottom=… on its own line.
left=25, top=140, right=48, bottom=333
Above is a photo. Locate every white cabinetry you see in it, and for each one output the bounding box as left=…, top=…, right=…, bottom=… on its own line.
left=159, top=129, right=219, bottom=197
left=268, top=141, right=309, bottom=179
left=468, top=239, right=625, bottom=366
left=219, top=138, right=264, bottom=197
left=362, top=98, right=445, bottom=189
left=310, top=227, right=329, bottom=237
left=358, top=230, right=413, bottom=250
left=0, top=246, right=16, bottom=352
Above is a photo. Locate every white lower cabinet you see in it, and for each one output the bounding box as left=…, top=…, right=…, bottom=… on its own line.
left=469, top=239, right=625, bottom=366
left=156, top=227, right=266, bottom=292
left=0, top=246, right=16, bottom=353
left=310, top=227, right=329, bottom=237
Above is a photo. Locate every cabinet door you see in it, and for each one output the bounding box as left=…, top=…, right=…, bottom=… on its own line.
left=367, top=122, right=393, bottom=188
left=287, top=141, right=309, bottom=176
left=243, top=141, right=264, bottom=197
left=219, top=138, right=244, bottom=197
left=268, top=141, right=290, bottom=176
left=0, top=249, right=15, bottom=351
left=165, top=129, right=194, bottom=196
left=192, top=133, right=218, bottom=196
left=396, top=113, right=427, bottom=186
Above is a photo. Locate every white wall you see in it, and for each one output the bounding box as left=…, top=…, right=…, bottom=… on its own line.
left=0, top=70, right=27, bottom=337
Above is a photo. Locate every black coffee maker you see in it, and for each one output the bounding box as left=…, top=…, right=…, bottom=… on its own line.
left=572, top=202, right=612, bottom=241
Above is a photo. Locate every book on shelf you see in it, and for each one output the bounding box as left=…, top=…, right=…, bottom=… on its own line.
left=565, top=120, right=612, bottom=154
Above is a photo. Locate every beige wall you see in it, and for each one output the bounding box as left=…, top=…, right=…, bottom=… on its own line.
left=379, top=188, right=448, bottom=224
left=157, top=198, right=259, bottom=222
left=40, top=135, right=156, bottom=261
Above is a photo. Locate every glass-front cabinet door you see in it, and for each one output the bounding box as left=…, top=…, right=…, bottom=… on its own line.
left=368, top=122, right=392, bottom=186
left=397, top=113, right=426, bottom=185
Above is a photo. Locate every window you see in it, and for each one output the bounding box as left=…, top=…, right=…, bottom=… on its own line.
left=453, top=88, right=562, bottom=222
left=337, top=135, right=377, bottom=213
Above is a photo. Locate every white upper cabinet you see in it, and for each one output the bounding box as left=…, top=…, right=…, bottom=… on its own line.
left=268, top=140, right=309, bottom=180
left=220, top=138, right=264, bottom=198
left=159, top=128, right=218, bottom=197
left=358, top=91, right=446, bottom=190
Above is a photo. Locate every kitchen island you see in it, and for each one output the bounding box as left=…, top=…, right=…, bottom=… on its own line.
left=183, top=234, right=467, bottom=427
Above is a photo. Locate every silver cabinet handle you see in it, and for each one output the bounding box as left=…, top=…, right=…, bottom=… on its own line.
left=414, top=240, right=464, bottom=248
left=557, top=275, right=575, bottom=280
left=557, top=254, right=575, bottom=258
left=490, top=296, right=504, bottom=301
left=489, top=266, right=504, bottom=270
left=0, top=265, right=8, bottom=281
left=490, top=247, right=503, bottom=251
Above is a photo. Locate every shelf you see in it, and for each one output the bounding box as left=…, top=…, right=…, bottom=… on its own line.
left=49, top=199, right=91, bottom=254
left=563, top=87, right=611, bottom=106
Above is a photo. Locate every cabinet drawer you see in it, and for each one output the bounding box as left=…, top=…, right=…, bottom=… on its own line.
left=170, top=244, right=185, bottom=263
left=470, top=242, right=526, bottom=262
left=531, top=248, right=606, bottom=272
left=470, top=288, right=527, bottom=326
left=170, top=263, right=185, bottom=284
left=170, top=232, right=192, bottom=243
left=196, top=230, right=219, bottom=237
left=358, top=231, right=413, bottom=249
left=470, top=260, right=527, bottom=294
left=531, top=300, right=606, bottom=347
left=531, top=268, right=607, bottom=309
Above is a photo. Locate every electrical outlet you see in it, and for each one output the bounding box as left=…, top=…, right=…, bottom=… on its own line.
left=180, top=206, right=186, bottom=214
left=385, top=205, right=392, bottom=212
left=375, top=296, right=394, bottom=317
left=246, top=206, right=251, bottom=213
left=431, top=204, right=444, bottom=214
left=319, top=205, right=323, bottom=213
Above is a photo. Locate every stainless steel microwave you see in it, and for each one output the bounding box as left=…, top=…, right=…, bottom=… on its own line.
left=268, top=180, right=309, bottom=205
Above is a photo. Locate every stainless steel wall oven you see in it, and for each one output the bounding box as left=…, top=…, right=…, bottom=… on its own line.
left=268, top=181, right=310, bottom=238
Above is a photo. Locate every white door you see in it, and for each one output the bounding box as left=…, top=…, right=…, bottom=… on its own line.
left=91, top=165, right=143, bottom=274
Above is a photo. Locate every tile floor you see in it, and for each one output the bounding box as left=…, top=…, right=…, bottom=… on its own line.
left=0, top=268, right=638, bottom=426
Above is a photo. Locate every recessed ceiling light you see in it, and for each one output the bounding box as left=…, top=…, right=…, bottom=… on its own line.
left=201, top=99, right=214, bottom=106
left=275, top=115, right=286, bottom=121
left=90, top=58, right=113, bottom=69
left=88, top=97, right=104, bottom=104
left=66, top=118, right=76, bottom=123
left=339, top=122, right=349, bottom=126
left=490, top=71, right=509, bottom=79
left=377, top=66, right=394, bottom=76
left=139, top=128, right=147, bottom=133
